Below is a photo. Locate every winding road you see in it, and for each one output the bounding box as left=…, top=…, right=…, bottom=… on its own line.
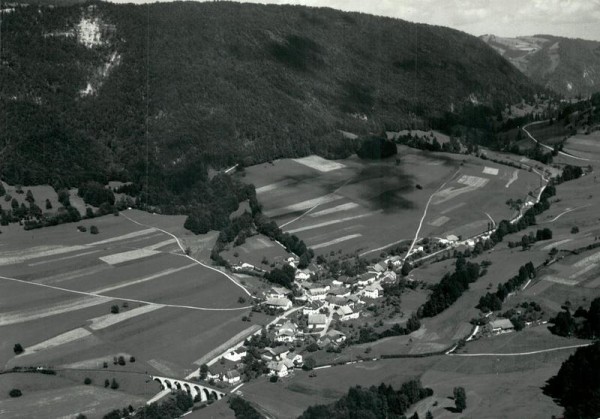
left=522, top=121, right=592, bottom=162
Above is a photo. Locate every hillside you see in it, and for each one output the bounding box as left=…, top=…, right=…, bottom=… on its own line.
left=481, top=34, right=600, bottom=97
left=0, top=1, right=540, bottom=201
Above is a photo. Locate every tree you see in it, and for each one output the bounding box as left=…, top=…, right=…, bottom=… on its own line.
left=13, top=343, right=24, bottom=354
left=200, top=364, right=209, bottom=380
left=9, top=389, right=22, bottom=398
left=25, top=190, right=34, bottom=203
left=104, top=379, right=110, bottom=388
left=401, top=262, right=412, bottom=277
left=90, top=225, right=99, bottom=234
left=84, top=377, right=92, bottom=385
left=0, top=183, right=5, bottom=197
left=118, top=356, right=126, bottom=366
left=426, top=411, right=434, bottom=419
left=110, top=378, right=119, bottom=389
left=453, top=387, right=467, bottom=412
left=302, top=357, right=316, bottom=370
left=110, top=305, right=120, bottom=314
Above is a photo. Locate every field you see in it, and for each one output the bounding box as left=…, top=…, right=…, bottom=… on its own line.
left=242, top=147, right=540, bottom=256
left=239, top=346, right=571, bottom=419
left=0, top=210, right=269, bottom=417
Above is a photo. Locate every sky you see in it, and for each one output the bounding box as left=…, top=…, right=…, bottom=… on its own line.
left=110, top=0, right=600, bottom=41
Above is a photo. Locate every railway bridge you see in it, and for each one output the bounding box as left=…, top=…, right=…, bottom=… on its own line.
left=151, top=375, right=225, bottom=402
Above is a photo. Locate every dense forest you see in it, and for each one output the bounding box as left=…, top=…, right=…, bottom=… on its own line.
left=1, top=1, right=541, bottom=200
left=543, top=342, right=600, bottom=419
left=298, top=380, right=433, bottom=419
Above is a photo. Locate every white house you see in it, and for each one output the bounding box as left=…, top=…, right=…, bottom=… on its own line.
left=303, top=301, right=324, bottom=316
left=267, top=286, right=292, bottom=299
left=275, top=321, right=298, bottom=343
left=357, top=273, right=377, bottom=287
left=307, top=287, right=328, bottom=302
left=308, top=313, right=327, bottom=329
left=223, top=370, right=241, bottom=385
left=295, top=270, right=311, bottom=281
left=387, top=256, right=402, bottom=268
left=267, top=361, right=289, bottom=378
left=286, top=352, right=303, bottom=366
left=362, top=284, right=383, bottom=299
left=264, top=298, right=292, bottom=311
left=223, top=346, right=247, bottom=362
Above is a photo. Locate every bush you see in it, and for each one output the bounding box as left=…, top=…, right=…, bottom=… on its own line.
left=111, top=305, right=120, bottom=314
left=104, top=379, right=110, bottom=388
left=129, top=356, right=135, bottom=363
left=118, top=356, right=126, bottom=366
left=13, top=343, right=24, bottom=354
left=269, top=375, right=278, bottom=383
left=77, top=225, right=87, bottom=232
left=571, top=226, right=579, bottom=234
left=9, top=389, right=22, bottom=397
left=90, top=225, right=99, bottom=234
left=84, top=377, right=92, bottom=385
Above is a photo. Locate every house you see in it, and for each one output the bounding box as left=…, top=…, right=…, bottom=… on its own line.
left=373, top=262, right=387, bottom=273
left=223, top=370, right=241, bottom=385
left=267, top=286, right=292, bottom=299
left=261, top=346, right=289, bottom=361
left=327, top=287, right=351, bottom=298
left=264, top=298, right=292, bottom=311
left=382, top=270, right=397, bottom=283
left=388, top=256, right=402, bottom=268
left=267, top=361, right=289, bottom=378
left=326, top=296, right=349, bottom=307
left=362, top=283, right=383, bottom=299
left=303, top=301, right=324, bottom=316
left=331, top=278, right=344, bottom=287
left=295, top=269, right=312, bottom=281
left=325, top=329, right=346, bottom=344
left=307, top=287, right=328, bottom=302
left=206, top=368, right=221, bottom=381
left=357, top=273, right=377, bottom=287
left=308, top=313, right=328, bottom=329
left=335, top=305, right=359, bottom=321
left=446, top=234, right=459, bottom=242
left=341, top=276, right=358, bottom=288
left=223, top=346, right=247, bottom=362
left=286, top=352, right=303, bottom=366
left=489, top=318, right=515, bottom=334
left=275, top=322, right=298, bottom=343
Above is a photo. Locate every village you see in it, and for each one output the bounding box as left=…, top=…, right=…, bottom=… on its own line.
left=201, top=236, right=523, bottom=388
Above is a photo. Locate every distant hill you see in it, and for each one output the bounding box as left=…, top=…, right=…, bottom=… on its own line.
left=1, top=2, right=540, bottom=201
left=481, top=34, right=600, bottom=97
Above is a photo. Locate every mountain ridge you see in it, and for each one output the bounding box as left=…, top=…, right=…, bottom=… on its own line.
left=1, top=1, right=542, bottom=202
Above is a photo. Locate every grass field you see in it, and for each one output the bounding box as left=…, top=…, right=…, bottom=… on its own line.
left=240, top=346, right=570, bottom=419
left=242, top=148, right=540, bottom=256
left=0, top=210, right=275, bottom=417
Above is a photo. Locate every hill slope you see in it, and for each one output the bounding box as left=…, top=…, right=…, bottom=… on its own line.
left=1, top=2, right=540, bottom=197
left=481, top=34, right=600, bottom=97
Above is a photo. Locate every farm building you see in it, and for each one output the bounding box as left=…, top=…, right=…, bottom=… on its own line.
left=303, top=301, right=324, bottom=315
left=308, top=314, right=327, bottom=330
left=335, top=305, right=359, bottom=321
left=357, top=273, right=377, bottom=287
left=223, top=346, right=247, bottom=362
left=387, top=256, right=402, bottom=268
left=488, top=318, right=515, bottom=334
left=307, top=287, right=328, bottom=301
left=381, top=271, right=397, bottom=283
left=327, top=287, right=351, bottom=298
left=373, top=262, right=388, bottom=273
left=318, top=329, right=347, bottom=349
left=285, top=352, right=303, bottom=366
left=267, top=286, right=292, bottom=299
left=264, top=298, right=292, bottom=310
left=267, top=361, right=291, bottom=378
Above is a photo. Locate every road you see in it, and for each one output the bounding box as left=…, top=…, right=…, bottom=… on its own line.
left=448, top=343, right=592, bottom=357
left=122, top=211, right=252, bottom=297
left=522, top=121, right=592, bottom=162
left=543, top=204, right=591, bottom=223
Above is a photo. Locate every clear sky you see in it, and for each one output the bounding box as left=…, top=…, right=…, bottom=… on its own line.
left=109, top=0, right=600, bottom=41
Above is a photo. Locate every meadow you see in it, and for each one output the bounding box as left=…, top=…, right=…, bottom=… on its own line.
left=0, top=210, right=261, bottom=417
left=242, top=147, right=540, bottom=257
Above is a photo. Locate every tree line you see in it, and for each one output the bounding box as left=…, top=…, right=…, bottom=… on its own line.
left=477, top=262, right=536, bottom=313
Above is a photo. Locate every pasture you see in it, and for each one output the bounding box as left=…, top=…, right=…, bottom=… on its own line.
left=242, top=147, right=540, bottom=256
left=240, top=347, right=570, bottom=419
left=0, top=210, right=262, bottom=416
